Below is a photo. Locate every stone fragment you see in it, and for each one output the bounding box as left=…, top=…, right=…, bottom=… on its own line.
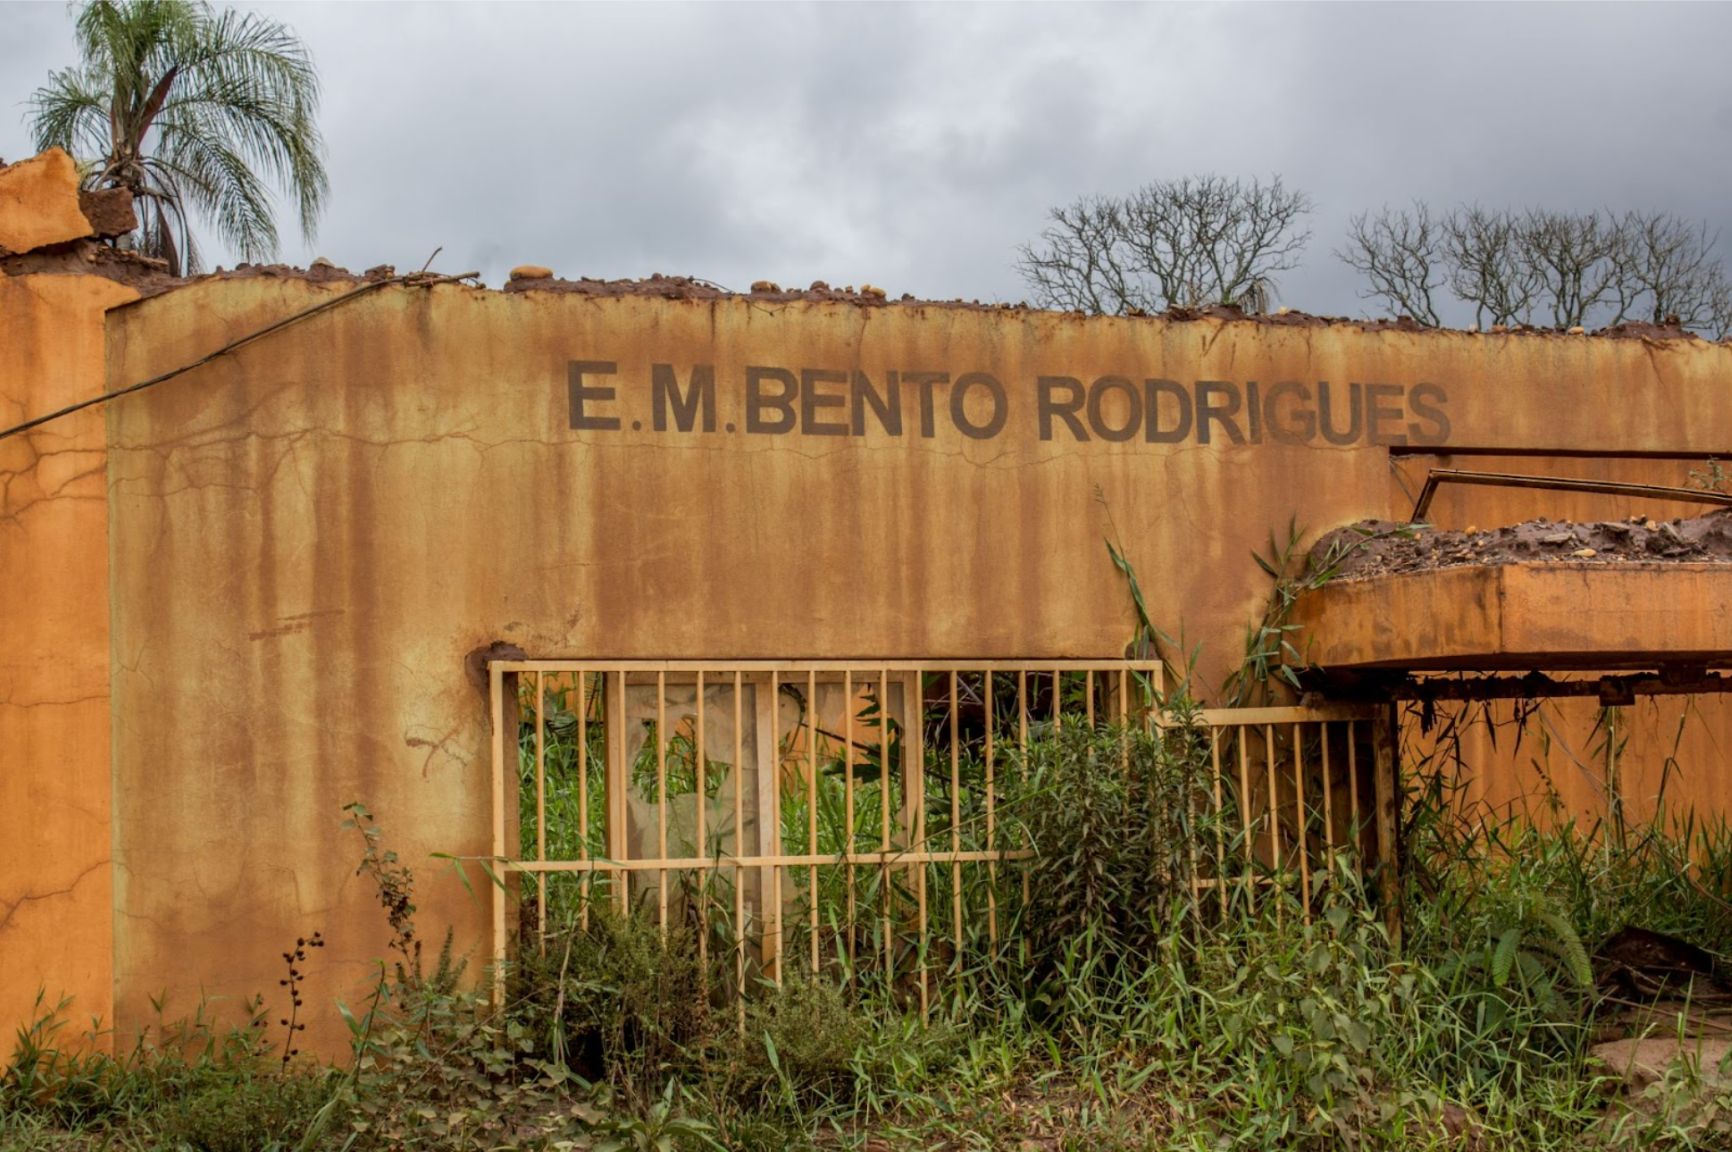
left=77, top=187, right=135, bottom=238
left=1568, top=326, right=1586, bottom=335
left=510, top=264, right=553, bottom=281
left=750, top=280, right=780, bottom=293
left=860, top=284, right=887, bottom=300
left=0, top=149, right=92, bottom=253
left=1591, top=1036, right=1732, bottom=1094
left=1541, top=532, right=1574, bottom=545
left=1571, top=548, right=1597, bottom=558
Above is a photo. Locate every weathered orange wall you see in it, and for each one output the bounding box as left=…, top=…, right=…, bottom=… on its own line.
left=90, top=277, right=1732, bottom=1051
left=0, top=272, right=136, bottom=1052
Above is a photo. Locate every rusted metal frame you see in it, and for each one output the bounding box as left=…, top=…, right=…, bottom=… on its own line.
left=733, top=671, right=746, bottom=1026
left=489, top=663, right=507, bottom=1007
left=949, top=671, right=963, bottom=983
left=1409, top=467, right=1732, bottom=523
left=912, top=673, right=929, bottom=1020
left=509, top=849, right=1034, bottom=872
left=608, top=669, right=629, bottom=915
left=984, top=673, right=997, bottom=952
left=578, top=674, right=590, bottom=926
left=1293, top=723, right=1309, bottom=925
left=1264, top=724, right=1281, bottom=921
left=483, top=658, right=1181, bottom=992
left=1018, top=671, right=1030, bottom=966
left=1211, top=732, right=1227, bottom=917
left=657, top=671, right=669, bottom=940
left=1320, top=722, right=1336, bottom=896
left=807, top=669, right=820, bottom=976
left=1196, top=704, right=1382, bottom=726
left=768, top=670, right=783, bottom=984
left=844, top=670, right=857, bottom=983
left=695, top=671, right=707, bottom=975
left=1236, top=729, right=1254, bottom=914
left=879, top=667, right=893, bottom=989
left=1347, top=721, right=1362, bottom=857
left=1371, top=705, right=1403, bottom=951
left=492, top=659, right=1166, bottom=674
left=1387, top=671, right=1732, bottom=705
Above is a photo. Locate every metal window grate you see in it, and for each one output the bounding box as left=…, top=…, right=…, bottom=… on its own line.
left=484, top=660, right=1397, bottom=1010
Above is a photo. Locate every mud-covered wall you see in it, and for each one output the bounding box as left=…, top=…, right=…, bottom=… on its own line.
left=0, top=147, right=145, bottom=1052
left=0, top=271, right=137, bottom=1049
left=92, top=274, right=1732, bottom=1051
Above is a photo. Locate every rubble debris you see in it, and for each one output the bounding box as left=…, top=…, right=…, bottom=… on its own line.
left=76, top=187, right=135, bottom=239
left=1308, top=510, right=1732, bottom=582
left=510, top=264, right=552, bottom=281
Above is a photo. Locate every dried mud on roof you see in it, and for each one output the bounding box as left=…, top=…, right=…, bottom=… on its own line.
left=6, top=249, right=1725, bottom=340
left=1309, top=510, right=1732, bottom=582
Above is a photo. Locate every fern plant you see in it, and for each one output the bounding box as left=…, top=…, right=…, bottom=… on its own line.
left=1435, top=893, right=1596, bottom=1051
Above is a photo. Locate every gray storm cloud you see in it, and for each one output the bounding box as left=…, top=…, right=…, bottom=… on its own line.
left=4, top=1, right=1730, bottom=321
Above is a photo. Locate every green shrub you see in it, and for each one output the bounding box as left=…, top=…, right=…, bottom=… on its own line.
left=158, top=1067, right=336, bottom=1152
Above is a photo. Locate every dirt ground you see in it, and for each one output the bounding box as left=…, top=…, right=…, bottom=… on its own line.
left=1308, top=509, right=1732, bottom=582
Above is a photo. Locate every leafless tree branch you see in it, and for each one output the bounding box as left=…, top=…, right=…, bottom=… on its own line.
left=1016, top=175, right=1312, bottom=315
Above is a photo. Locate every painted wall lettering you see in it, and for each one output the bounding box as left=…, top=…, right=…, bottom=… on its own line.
left=566, top=360, right=1456, bottom=449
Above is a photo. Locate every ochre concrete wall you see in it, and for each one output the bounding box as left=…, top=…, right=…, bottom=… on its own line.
left=92, top=276, right=1732, bottom=1051
left=0, top=272, right=136, bottom=1051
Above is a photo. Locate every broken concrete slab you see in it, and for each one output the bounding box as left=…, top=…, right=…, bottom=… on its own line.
left=0, top=149, right=94, bottom=254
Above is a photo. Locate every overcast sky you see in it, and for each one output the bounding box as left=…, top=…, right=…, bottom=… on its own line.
left=4, top=1, right=1732, bottom=321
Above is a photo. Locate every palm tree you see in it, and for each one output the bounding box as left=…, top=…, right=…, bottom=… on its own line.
left=28, top=0, right=328, bottom=275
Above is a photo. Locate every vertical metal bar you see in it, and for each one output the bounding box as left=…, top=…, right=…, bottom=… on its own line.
left=733, top=670, right=745, bottom=1026
left=1085, top=669, right=1095, bottom=728
left=1018, top=670, right=1030, bottom=964
left=1320, top=722, right=1336, bottom=879
left=489, top=663, right=507, bottom=1006
left=1211, top=730, right=1227, bottom=916
left=844, top=669, right=856, bottom=981
left=984, top=672, right=997, bottom=951
left=1118, top=666, right=1130, bottom=777
left=1264, top=724, right=1281, bottom=876
left=1018, top=671, right=1029, bottom=752
left=1348, top=720, right=1362, bottom=854
left=913, top=673, right=928, bottom=1020
left=1052, top=669, right=1061, bottom=732
left=949, top=670, right=962, bottom=972
left=578, top=671, right=590, bottom=928
left=879, top=667, right=892, bottom=987
left=1372, top=706, right=1402, bottom=951
left=1237, top=728, right=1254, bottom=912
left=807, top=668, right=819, bottom=976
left=769, top=670, right=783, bottom=985
left=609, top=670, right=629, bottom=915
left=696, top=670, right=707, bottom=973
left=1293, top=723, right=1310, bottom=924
left=535, top=671, right=547, bottom=956
left=657, top=671, right=668, bottom=939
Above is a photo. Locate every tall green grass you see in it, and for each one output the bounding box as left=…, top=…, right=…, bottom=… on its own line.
left=11, top=719, right=1732, bottom=1151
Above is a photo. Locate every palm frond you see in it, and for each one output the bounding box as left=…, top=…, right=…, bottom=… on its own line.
left=26, top=0, right=327, bottom=274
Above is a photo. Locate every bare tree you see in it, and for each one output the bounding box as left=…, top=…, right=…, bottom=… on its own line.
left=1336, top=202, right=1445, bottom=326
left=1607, top=211, right=1732, bottom=334
left=1345, top=200, right=1732, bottom=337
left=1015, top=195, right=1147, bottom=315
left=1440, top=206, right=1539, bottom=329
left=1520, top=209, right=1621, bottom=329
left=1017, top=175, right=1312, bottom=314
